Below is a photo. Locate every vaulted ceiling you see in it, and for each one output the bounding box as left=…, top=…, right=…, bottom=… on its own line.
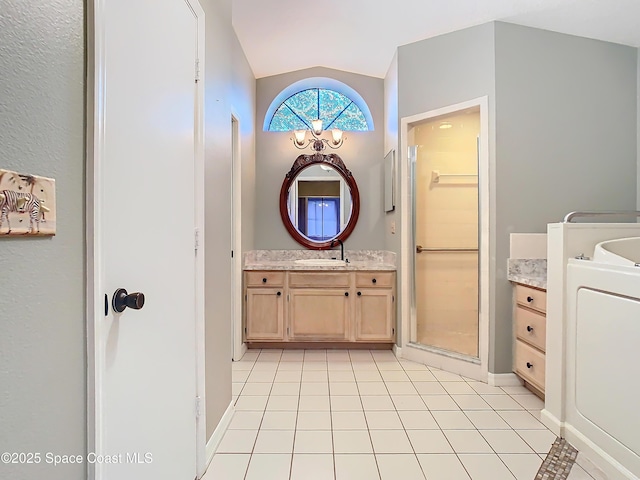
left=232, top=0, right=640, bottom=79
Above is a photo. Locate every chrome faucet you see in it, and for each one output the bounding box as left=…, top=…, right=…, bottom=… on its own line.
left=330, top=239, right=344, bottom=261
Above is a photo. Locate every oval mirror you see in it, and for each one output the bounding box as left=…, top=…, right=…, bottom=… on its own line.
left=279, top=153, right=360, bottom=249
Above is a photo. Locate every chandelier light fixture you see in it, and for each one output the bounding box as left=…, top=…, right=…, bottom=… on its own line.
left=292, top=119, right=345, bottom=152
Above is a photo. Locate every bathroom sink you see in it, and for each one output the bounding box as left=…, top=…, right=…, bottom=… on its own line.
left=294, top=259, right=346, bottom=266
left=593, top=237, right=640, bottom=266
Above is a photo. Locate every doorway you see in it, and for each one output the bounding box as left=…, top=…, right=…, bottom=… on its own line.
left=231, top=114, right=245, bottom=361
left=400, top=98, right=490, bottom=381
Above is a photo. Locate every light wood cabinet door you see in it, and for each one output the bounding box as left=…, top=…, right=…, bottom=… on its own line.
left=355, top=289, right=394, bottom=341
left=245, top=287, right=284, bottom=340
left=289, top=289, right=350, bottom=341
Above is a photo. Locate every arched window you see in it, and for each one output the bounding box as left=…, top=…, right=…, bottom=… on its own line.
left=264, top=79, right=373, bottom=132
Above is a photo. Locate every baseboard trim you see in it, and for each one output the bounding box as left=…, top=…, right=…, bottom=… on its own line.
left=540, top=409, right=563, bottom=437
left=205, top=401, right=235, bottom=468
left=392, top=344, right=402, bottom=358
left=233, top=342, right=247, bottom=362
left=488, top=372, right=523, bottom=387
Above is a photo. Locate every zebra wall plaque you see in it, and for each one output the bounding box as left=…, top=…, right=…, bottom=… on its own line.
left=0, top=168, right=56, bottom=236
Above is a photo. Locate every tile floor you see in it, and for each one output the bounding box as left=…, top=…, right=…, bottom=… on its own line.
left=204, top=349, right=597, bottom=480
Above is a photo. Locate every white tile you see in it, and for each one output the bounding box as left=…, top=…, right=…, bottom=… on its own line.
left=240, top=383, right=272, bottom=396
left=280, top=352, right=305, bottom=362
left=300, top=382, right=329, bottom=395
left=329, top=382, right=359, bottom=396
left=331, top=395, right=363, bottom=411
left=253, top=429, right=295, bottom=453
left=357, top=382, right=388, bottom=395
left=500, top=385, right=531, bottom=395
left=351, top=361, right=378, bottom=371
left=277, top=362, right=303, bottom=371
left=407, top=430, right=454, bottom=453
left=400, top=360, right=429, bottom=370
left=232, top=361, right=254, bottom=371
left=232, top=370, right=250, bottom=382
left=296, top=411, right=332, bottom=430
left=377, top=361, right=404, bottom=371
left=511, top=394, right=545, bottom=410
left=302, top=370, right=328, bottom=382
left=392, top=395, right=427, bottom=411
left=467, top=381, right=506, bottom=395
left=451, top=394, right=492, bottom=410
left=406, top=370, right=438, bottom=382
left=303, top=362, right=328, bottom=371
left=431, top=370, right=465, bottom=382
left=499, top=454, right=544, bottom=480
left=275, top=370, right=302, bottom=382
left=481, top=394, right=524, bottom=410
left=355, top=370, right=383, bottom=382
left=376, top=454, right=426, bottom=480
left=326, top=350, right=351, bottom=361
left=381, top=370, right=410, bottom=382
left=516, top=429, right=556, bottom=454
left=329, top=370, right=356, bottom=382
left=444, top=430, right=493, bottom=453
left=241, top=351, right=260, bottom=360
left=229, top=411, right=263, bottom=430
left=421, top=395, right=460, bottom=411
left=247, top=370, right=276, bottom=383
left=304, top=350, right=327, bottom=361
left=253, top=361, right=279, bottom=371
left=498, top=410, right=547, bottom=430
left=458, top=454, right=516, bottom=480
left=417, top=454, right=470, bottom=480
left=266, top=395, right=299, bottom=411
left=361, top=395, right=395, bottom=411
left=413, top=382, right=447, bottom=395
left=261, top=410, right=297, bottom=430
left=245, top=454, right=292, bottom=480
left=464, top=411, right=511, bottom=430
left=443, top=382, right=476, bottom=394
left=385, top=382, right=418, bottom=395
left=232, top=383, right=244, bottom=396
left=298, top=395, right=330, bottom=411
left=270, top=382, right=300, bottom=396
left=290, top=454, right=334, bottom=480
left=205, top=454, right=250, bottom=480
left=481, top=430, right=534, bottom=453
left=567, top=463, right=597, bottom=480
left=370, top=430, right=414, bottom=453
left=294, top=430, right=333, bottom=453
left=398, top=410, right=439, bottom=430
left=331, top=410, right=367, bottom=430
left=234, top=395, right=268, bottom=411
left=216, top=429, right=258, bottom=453
left=365, top=410, right=404, bottom=430
left=576, top=453, right=607, bottom=479
left=327, top=361, right=353, bottom=371
left=333, top=430, right=374, bottom=453
left=335, top=454, right=380, bottom=480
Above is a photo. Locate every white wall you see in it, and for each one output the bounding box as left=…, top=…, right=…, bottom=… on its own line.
left=254, top=67, right=385, bottom=250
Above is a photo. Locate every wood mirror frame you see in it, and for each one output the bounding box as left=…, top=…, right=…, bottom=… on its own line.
left=279, top=152, right=360, bottom=250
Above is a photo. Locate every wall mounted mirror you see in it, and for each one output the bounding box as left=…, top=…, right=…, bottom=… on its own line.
left=279, top=152, right=360, bottom=249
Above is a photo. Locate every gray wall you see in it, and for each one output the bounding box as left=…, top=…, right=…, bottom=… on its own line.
left=202, top=0, right=256, bottom=438
left=494, top=22, right=637, bottom=372
left=397, top=22, right=498, bottom=366
left=0, top=1, right=86, bottom=479
left=254, top=67, right=385, bottom=250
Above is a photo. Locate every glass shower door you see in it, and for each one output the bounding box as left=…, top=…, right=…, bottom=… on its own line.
left=412, top=108, right=480, bottom=358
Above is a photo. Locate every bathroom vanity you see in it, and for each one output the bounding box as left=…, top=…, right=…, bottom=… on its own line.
left=243, top=251, right=396, bottom=348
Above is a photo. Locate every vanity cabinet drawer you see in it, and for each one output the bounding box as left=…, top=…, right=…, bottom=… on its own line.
left=514, top=340, right=545, bottom=391
left=355, top=272, right=394, bottom=288
left=245, top=271, right=285, bottom=287
left=289, top=272, right=350, bottom=288
left=515, top=284, right=546, bottom=313
left=515, top=306, right=546, bottom=352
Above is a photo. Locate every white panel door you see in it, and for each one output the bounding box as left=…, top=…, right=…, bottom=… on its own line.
left=96, top=1, right=199, bottom=478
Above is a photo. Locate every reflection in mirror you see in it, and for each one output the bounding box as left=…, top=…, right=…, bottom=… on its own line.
left=279, top=153, right=360, bottom=250
left=287, top=164, right=352, bottom=242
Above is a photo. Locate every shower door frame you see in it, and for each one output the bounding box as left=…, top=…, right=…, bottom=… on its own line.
left=399, top=97, right=491, bottom=382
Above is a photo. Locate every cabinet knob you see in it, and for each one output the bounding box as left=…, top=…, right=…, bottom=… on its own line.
left=526, top=362, right=533, bottom=369
left=372, top=278, right=377, bottom=284
left=262, top=278, right=267, bottom=283
left=526, top=325, right=533, bottom=332
left=277, top=291, right=281, bottom=296
left=344, top=292, right=349, bottom=297
left=357, top=291, right=362, bottom=296
left=526, top=296, right=534, bottom=303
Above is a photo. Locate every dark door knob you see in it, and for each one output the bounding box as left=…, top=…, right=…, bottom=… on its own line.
left=112, top=288, right=145, bottom=313
left=372, top=278, right=377, bottom=284
left=526, top=362, right=533, bottom=369
left=357, top=292, right=362, bottom=296
left=527, top=296, right=534, bottom=303
left=527, top=326, right=533, bottom=332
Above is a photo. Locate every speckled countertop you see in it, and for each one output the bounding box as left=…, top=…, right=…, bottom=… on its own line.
left=507, top=259, right=547, bottom=289
left=244, top=250, right=397, bottom=271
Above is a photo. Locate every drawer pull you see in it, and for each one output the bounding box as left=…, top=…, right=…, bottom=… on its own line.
left=277, top=291, right=281, bottom=296
left=262, top=278, right=267, bottom=283
left=345, top=292, right=349, bottom=297
left=526, top=362, right=533, bottom=369
left=527, top=325, right=533, bottom=332
left=372, top=278, right=377, bottom=284
left=357, top=291, right=362, bottom=296
left=527, top=296, right=534, bottom=303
